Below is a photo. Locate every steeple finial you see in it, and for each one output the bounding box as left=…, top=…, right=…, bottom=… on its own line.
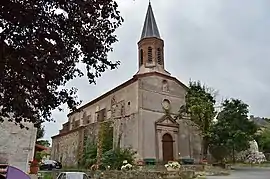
left=140, top=2, right=160, bottom=40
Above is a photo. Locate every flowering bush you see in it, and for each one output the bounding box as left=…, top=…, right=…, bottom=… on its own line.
left=164, top=161, right=181, bottom=169
left=237, top=140, right=267, bottom=164
left=245, top=152, right=266, bottom=164
left=121, top=160, right=133, bottom=171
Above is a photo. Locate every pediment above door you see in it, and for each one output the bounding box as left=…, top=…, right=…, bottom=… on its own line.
left=155, top=115, right=179, bottom=128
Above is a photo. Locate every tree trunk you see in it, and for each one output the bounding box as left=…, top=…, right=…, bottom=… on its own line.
left=232, top=144, right=235, bottom=164
left=202, top=137, right=209, bottom=160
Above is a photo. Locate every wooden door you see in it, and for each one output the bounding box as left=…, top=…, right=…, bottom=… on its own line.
left=162, top=133, right=174, bottom=162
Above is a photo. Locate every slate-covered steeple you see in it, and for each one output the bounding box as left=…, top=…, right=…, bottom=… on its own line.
left=137, top=2, right=170, bottom=75
left=140, top=2, right=161, bottom=40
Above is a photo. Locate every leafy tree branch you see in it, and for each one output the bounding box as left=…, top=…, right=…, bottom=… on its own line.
left=0, top=0, right=123, bottom=126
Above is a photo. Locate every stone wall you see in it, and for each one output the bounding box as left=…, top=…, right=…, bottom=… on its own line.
left=40, top=170, right=195, bottom=179
left=51, top=79, right=141, bottom=167
left=52, top=112, right=141, bottom=167
left=67, top=80, right=139, bottom=131
left=0, top=121, right=37, bottom=173
left=51, top=129, right=81, bottom=167
left=52, top=113, right=141, bottom=167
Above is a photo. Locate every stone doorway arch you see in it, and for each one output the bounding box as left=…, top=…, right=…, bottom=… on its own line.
left=162, top=133, right=174, bottom=162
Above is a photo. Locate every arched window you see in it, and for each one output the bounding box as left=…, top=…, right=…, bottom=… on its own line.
left=140, top=49, right=143, bottom=65
left=148, top=46, right=153, bottom=62
left=157, top=48, right=162, bottom=65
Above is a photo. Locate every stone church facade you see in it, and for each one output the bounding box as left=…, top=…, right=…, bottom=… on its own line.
left=51, top=3, right=201, bottom=167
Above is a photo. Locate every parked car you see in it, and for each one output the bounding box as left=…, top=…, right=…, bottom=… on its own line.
left=39, top=160, right=62, bottom=170
left=56, top=172, right=90, bottom=179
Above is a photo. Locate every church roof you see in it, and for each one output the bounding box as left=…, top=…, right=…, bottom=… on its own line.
left=140, top=2, right=161, bottom=40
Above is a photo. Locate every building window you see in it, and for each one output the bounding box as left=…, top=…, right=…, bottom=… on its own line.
left=157, top=48, right=162, bottom=65
left=74, top=120, right=80, bottom=128
left=97, top=108, right=106, bottom=122
left=140, top=49, right=143, bottom=66
left=121, top=104, right=125, bottom=116
left=71, top=117, right=75, bottom=129
left=148, top=46, right=153, bottom=62
left=82, top=112, right=87, bottom=125
left=162, top=80, right=169, bottom=92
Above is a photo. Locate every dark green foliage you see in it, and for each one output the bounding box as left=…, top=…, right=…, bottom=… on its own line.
left=36, top=123, right=45, bottom=139
left=209, top=145, right=230, bottom=163
left=80, top=122, right=113, bottom=168
left=209, top=99, right=257, bottom=162
left=35, top=150, right=48, bottom=162
left=36, top=140, right=50, bottom=147
left=178, top=80, right=216, bottom=159
left=80, top=142, right=136, bottom=170
left=257, top=126, right=270, bottom=153
left=79, top=121, right=135, bottom=170
left=36, top=123, right=50, bottom=147
left=0, top=0, right=123, bottom=126
left=80, top=141, right=98, bottom=168
left=101, top=148, right=136, bottom=170
left=101, top=122, right=114, bottom=152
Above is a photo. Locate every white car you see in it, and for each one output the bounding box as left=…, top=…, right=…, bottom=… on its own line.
left=56, top=172, right=90, bottom=179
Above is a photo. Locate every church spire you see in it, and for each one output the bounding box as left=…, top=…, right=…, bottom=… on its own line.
left=136, top=3, right=170, bottom=76
left=140, top=2, right=161, bottom=40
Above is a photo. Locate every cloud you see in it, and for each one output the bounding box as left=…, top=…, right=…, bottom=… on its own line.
left=44, top=0, right=270, bottom=141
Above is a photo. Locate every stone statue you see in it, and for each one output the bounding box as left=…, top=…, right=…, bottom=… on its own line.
left=249, top=140, right=259, bottom=152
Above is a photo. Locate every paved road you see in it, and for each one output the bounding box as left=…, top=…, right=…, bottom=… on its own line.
left=207, top=167, right=270, bottom=179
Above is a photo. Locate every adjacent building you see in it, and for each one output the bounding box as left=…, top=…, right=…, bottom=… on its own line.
left=0, top=121, right=37, bottom=173
left=51, top=3, right=202, bottom=167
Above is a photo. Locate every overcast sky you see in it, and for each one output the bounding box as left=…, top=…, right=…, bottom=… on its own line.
left=44, top=0, right=270, bottom=141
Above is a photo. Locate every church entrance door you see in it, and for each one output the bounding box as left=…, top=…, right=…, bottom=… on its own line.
left=162, top=133, right=174, bottom=162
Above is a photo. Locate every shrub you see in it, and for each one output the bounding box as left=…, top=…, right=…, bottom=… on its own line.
left=209, top=145, right=230, bottom=163
left=79, top=141, right=97, bottom=168
left=101, top=148, right=136, bottom=170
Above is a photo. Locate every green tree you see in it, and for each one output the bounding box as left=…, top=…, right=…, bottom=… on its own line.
left=209, top=99, right=257, bottom=163
left=0, top=0, right=123, bottom=127
left=35, top=123, right=51, bottom=147
left=36, top=140, right=50, bottom=147
left=177, top=81, right=216, bottom=160
left=256, top=126, right=270, bottom=153
left=36, top=123, right=45, bottom=139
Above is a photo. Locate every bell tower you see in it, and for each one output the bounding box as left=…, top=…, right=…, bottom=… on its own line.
left=137, top=2, right=170, bottom=75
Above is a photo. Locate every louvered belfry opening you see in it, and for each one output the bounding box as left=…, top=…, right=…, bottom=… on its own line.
left=157, top=48, right=162, bottom=65
left=140, top=49, right=144, bottom=65
left=148, top=46, right=153, bottom=62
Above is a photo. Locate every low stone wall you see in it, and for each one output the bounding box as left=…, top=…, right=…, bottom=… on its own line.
left=39, top=170, right=195, bottom=179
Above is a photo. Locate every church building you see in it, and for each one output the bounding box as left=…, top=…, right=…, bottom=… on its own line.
left=51, top=2, right=201, bottom=167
